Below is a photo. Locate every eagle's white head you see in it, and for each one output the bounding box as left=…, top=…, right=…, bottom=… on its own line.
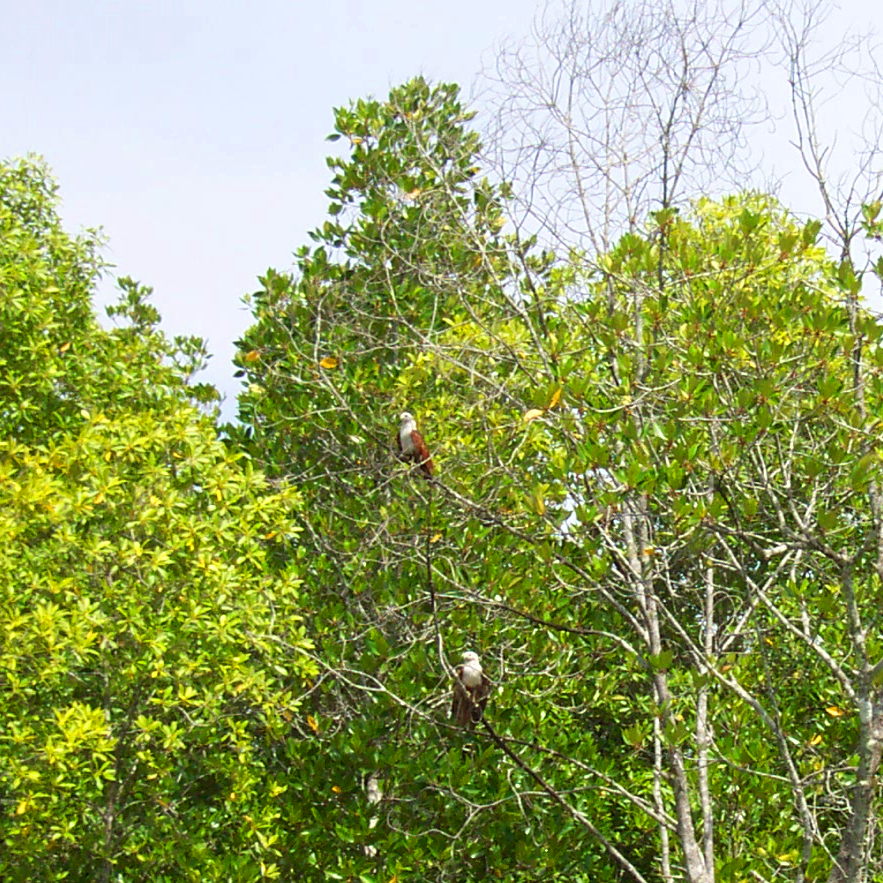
left=459, top=651, right=483, bottom=687
left=399, top=412, right=417, bottom=441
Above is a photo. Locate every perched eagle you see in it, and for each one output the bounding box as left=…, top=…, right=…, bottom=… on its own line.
left=451, top=651, right=491, bottom=727
left=397, top=411, right=434, bottom=477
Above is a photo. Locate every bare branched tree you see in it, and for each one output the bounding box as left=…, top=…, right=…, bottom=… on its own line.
left=774, top=0, right=883, bottom=262
left=478, top=0, right=773, bottom=254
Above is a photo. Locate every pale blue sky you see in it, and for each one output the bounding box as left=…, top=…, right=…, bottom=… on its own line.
left=2, top=0, right=537, bottom=413
left=3, top=1, right=881, bottom=416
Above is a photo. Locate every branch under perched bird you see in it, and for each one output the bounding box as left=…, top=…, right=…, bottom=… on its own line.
left=397, top=411, right=434, bottom=477
left=451, top=651, right=491, bottom=727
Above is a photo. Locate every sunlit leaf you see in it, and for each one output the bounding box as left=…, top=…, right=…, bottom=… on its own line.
left=825, top=706, right=849, bottom=718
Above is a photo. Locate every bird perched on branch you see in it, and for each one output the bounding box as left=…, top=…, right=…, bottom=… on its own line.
left=397, top=411, right=434, bottom=477
left=451, top=651, right=491, bottom=727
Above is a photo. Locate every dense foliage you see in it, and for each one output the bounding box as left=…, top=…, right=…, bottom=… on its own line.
left=0, top=158, right=315, bottom=881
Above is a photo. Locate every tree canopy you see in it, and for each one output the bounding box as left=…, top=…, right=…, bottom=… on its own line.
left=0, top=158, right=315, bottom=881
left=5, top=19, right=883, bottom=879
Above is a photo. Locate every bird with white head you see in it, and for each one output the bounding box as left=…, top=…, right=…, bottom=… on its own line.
left=397, top=411, right=434, bottom=477
left=451, top=650, right=491, bottom=727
